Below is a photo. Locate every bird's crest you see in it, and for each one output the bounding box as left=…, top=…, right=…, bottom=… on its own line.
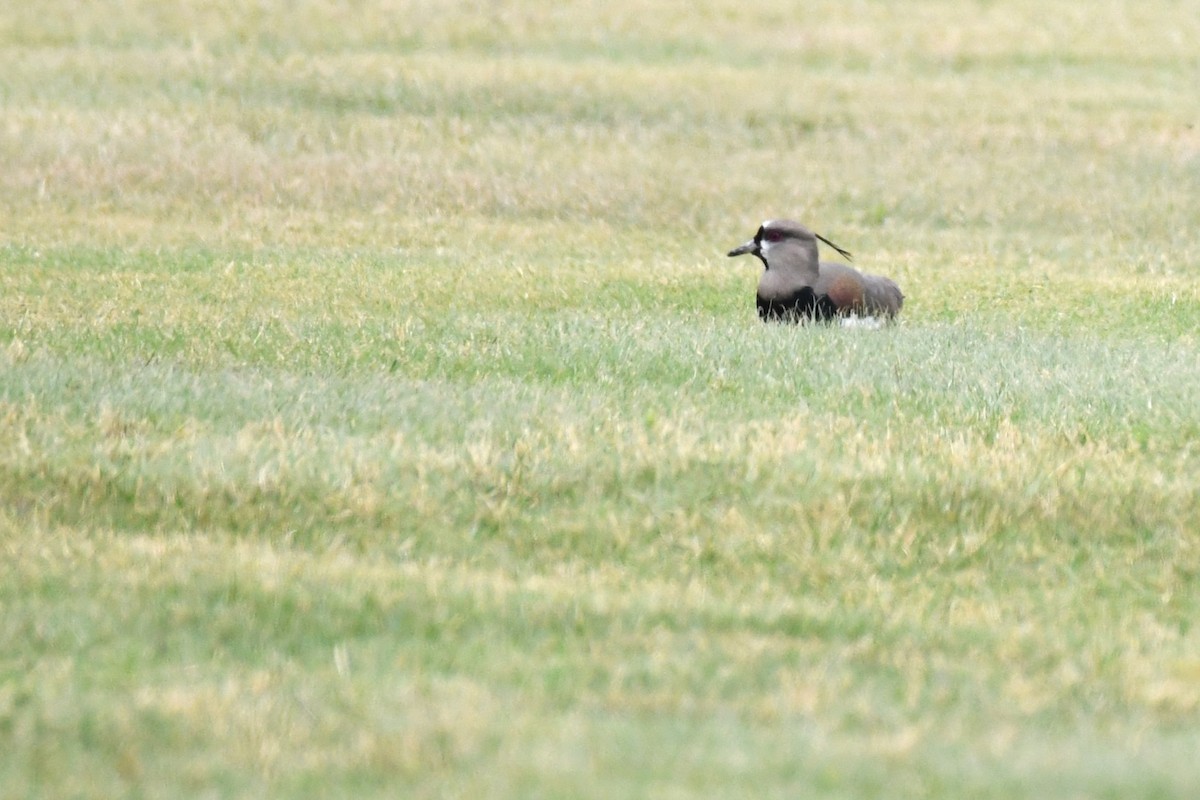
left=815, top=233, right=852, bottom=262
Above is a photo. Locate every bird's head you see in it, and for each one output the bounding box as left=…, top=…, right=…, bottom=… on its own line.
left=727, top=219, right=852, bottom=270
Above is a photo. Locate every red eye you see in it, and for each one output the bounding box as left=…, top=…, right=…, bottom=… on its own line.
left=762, top=228, right=783, bottom=243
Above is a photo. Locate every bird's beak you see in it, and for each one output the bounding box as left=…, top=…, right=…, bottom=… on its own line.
left=727, top=240, right=758, bottom=258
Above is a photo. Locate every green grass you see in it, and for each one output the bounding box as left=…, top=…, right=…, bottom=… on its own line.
left=3, top=1, right=1200, bottom=797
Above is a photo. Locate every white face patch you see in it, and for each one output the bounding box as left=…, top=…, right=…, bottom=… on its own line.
left=758, top=223, right=777, bottom=256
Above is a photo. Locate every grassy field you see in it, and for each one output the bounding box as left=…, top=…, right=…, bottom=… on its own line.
left=3, top=0, right=1200, bottom=796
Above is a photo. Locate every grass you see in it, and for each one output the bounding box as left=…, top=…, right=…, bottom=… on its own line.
left=3, top=0, right=1200, bottom=797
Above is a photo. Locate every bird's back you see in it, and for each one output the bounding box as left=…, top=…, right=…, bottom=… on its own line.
left=814, top=262, right=903, bottom=319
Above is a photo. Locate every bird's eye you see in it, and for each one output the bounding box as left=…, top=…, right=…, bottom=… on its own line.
left=762, top=228, right=783, bottom=243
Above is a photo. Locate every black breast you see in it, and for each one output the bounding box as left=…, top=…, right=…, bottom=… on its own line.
left=757, top=288, right=840, bottom=323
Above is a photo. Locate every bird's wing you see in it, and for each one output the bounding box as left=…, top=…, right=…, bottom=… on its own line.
left=860, top=273, right=904, bottom=317
left=813, top=262, right=865, bottom=311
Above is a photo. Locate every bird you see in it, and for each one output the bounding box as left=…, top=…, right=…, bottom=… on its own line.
left=727, top=219, right=903, bottom=323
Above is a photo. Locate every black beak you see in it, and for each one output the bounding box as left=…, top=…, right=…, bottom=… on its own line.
left=727, top=239, right=758, bottom=258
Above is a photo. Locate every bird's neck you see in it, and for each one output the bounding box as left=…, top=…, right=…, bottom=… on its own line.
left=763, top=241, right=820, bottom=283
left=759, top=263, right=816, bottom=300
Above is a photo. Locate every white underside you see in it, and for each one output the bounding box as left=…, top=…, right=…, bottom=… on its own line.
left=839, top=315, right=885, bottom=329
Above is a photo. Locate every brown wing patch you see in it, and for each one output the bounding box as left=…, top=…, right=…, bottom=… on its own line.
left=824, top=274, right=865, bottom=311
